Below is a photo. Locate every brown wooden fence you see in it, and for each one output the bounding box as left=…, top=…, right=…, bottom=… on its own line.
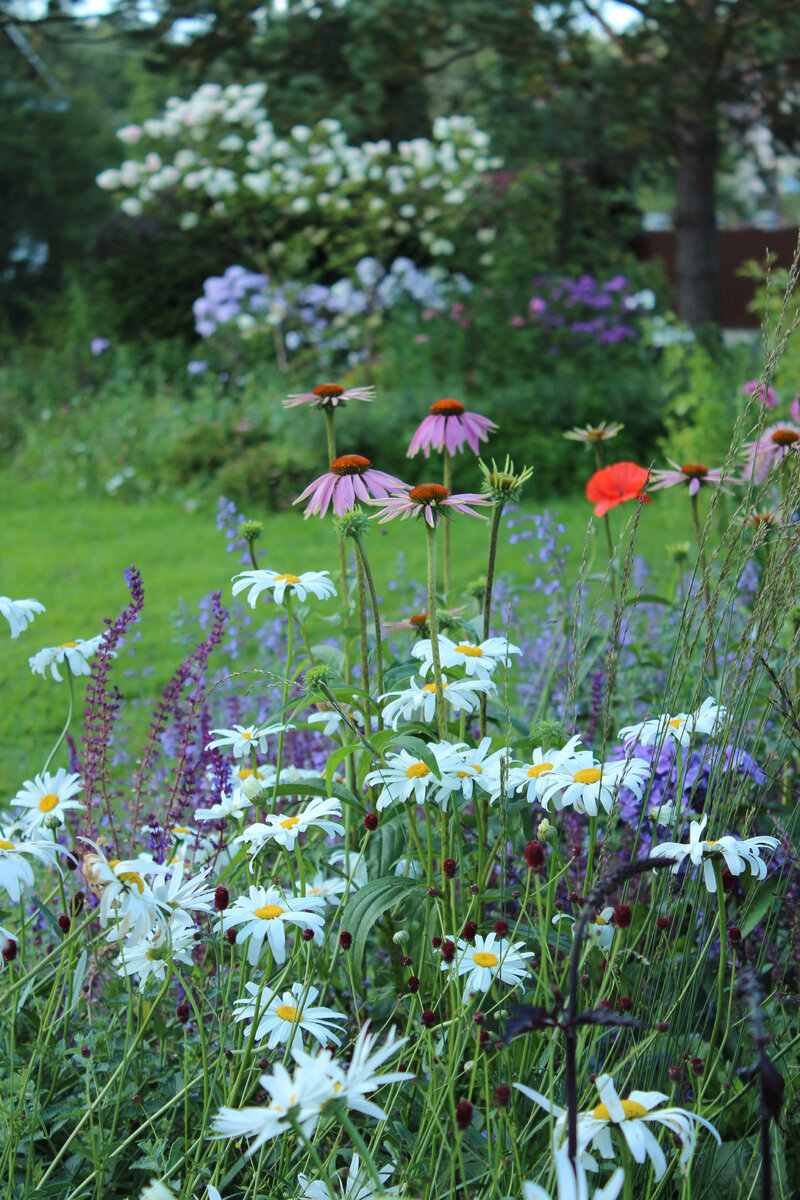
left=634, top=227, right=800, bottom=328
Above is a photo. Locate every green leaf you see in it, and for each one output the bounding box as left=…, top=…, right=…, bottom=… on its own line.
left=623, top=594, right=675, bottom=609
left=325, top=744, right=362, bottom=795
left=69, top=950, right=88, bottom=1013
left=366, top=815, right=410, bottom=878
left=342, top=876, right=418, bottom=971
left=739, top=876, right=780, bottom=938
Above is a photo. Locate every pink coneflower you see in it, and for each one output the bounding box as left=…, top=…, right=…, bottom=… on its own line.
left=649, top=460, right=732, bottom=496
left=743, top=422, right=800, bottom=484
left=284, top=382, right=376, bottom=409
left=742, top=380, right=778, bottom=409
left=293, top=454, right=405, bottom=519
left=382, top=607, right=464, bottom=634
left=369, top=483, right=492, bottom=528
left=407, top=399, right=497, bottom=459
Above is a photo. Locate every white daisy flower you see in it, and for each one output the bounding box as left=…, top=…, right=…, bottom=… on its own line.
left=233, top=797, right=344, bottom=855
left=150, top=859, right=217, bottom=919
left=503, top=735, right=584, bottom=805
left=364, top=742, right=465, bottom=811
left=523, top=1139, right=625, bottom=1200
left=413, top=635, right=521, bottom=680
left=303, top=859, right=368, bottom=907
left=232, top=569, right=337, bottom=606
left=29, top=633, right=106, bottom=681
left=308, top=707, right=364, bottom=738
left=553, top=908, right=616, bottom=953
left=379, top=675, right=496, bottom=730
left=332, top=1022, right=411, bottom=1120
left=541, top=753, right=650, bottom=817
left=445, top=932, right=534, bottom=1000
left=205, top=723, right=288, bottom=759
left=114, top=910, right=196, bottom=987
left=444, top=736, right=502, bottom=803
left=222, top=885, right=326, bottom=964
left=515, top=1073, right=720, bottom=1181
left=81, top=843, right=169, bottom=944
left=0, top=827, right=66, bottom=901
left=12, top=769, right=84, bottom=832
left=650, top=814, right=779, bottom=892
left=233, top=981, right=347, bottom=1048
left=0, top=596, right=45, bottom=639
left=212, top=1051, right=339, bottom=1153
left=299, top=1154, right=404, bottom=1200
left=619, top=697, right=728, bottom=748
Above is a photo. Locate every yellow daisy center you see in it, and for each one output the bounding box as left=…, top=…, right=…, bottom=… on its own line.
left=38, top=793, right=59, bottom=813
left=276, top=1004, right=298, bottom=1022
left=241, top=731, right=252, bottom=740
left=592, top=1099, right=648, bottom=1122
left=275, top=573, right=301, bottom=584
left=595, top=915, right=608, bottom=926
left=455, top=644, right=483, bottom=657
left=108, top=860, right=145, bottom=893
left=406, top=762, right=430, bottom=779
left=255, top=904, right=284, bottom=920
left=705, top=839, right=718, bottom=847
left=473, top=951, right=499, bottom=967
left=280, top=816, right=301, bottom=829
left=173, top=826, right=190, bottom=835
left=237, top=767, right=263, bottom=780
left=59, top=641, right=78, bottom=648
left=528, top=762, right=553, bottom=778
left=573, top=767, right=602, bottom=784
left=457, top=765, right=482, bottom=777
left=667, top=717, right=685, bottom=728
left=0, top=838, right=15, bottom=850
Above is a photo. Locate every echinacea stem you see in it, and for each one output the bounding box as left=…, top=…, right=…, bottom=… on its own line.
left=690, top=491, right=717, bottom=676
left=354, top=550, right=372, bottom=733
left=425, top=522, right=447, bottom=740
left=442, top=450, right=452, bottom=595
left=354, top=532, right=384, bottom=722
left=480, top=500, right=506, bottom=738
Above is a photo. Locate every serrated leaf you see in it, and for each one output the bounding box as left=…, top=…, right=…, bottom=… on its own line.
left=342, top=876, right=418, bottom=970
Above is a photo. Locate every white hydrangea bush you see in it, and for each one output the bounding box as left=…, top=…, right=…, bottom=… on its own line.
left=97, top=82, right=500, bottom=278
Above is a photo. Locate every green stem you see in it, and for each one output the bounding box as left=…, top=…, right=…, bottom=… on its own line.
left=480, top=501, right=505, bottom=737
left=425, top=522, right=447, bottom=741
left=354, top=548, right=372, bottom=732
left=602, top=514, right=617, bottom=605
left=689, top=490, right=717, bottom=677
left=271, top=594, right=295, bottom=812
left=708, top=858, right=728, bottom=1057
left=42, top=662, right=75, bottom=774
left=354, top=533, right=384, bottom=718
left=442, top=451, right=453, bottom=595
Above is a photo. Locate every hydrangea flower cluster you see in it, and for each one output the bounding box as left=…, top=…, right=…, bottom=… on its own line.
left=96, top=84, right=499, bottom=280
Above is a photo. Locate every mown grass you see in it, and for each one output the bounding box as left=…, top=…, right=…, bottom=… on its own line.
left=1, top=467, right=708, bottom=797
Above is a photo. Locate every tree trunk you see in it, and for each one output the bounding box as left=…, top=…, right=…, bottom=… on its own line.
left=674, top=111, right=720, bottom=329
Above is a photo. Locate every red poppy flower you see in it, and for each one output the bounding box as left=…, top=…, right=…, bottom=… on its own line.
left=586, top=462, right=650, bottom=517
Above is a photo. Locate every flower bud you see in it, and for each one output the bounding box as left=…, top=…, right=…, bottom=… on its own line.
left=407, top=976, right=420, bottom=993
left=392, top=930, right=408, bottom=944
left=455, top=1100, right=473, bottom=1130
left=421, top=1009, right=436, bottom=1028
left=537, top=818, right=557, bottom=844
left=176, top=1003, right=190, bottom=1024
left=364, top=812, right=379, bottom=831
left=668, top=1065, right=681, bottom=1082
left=225, top=928, right=237, bottom=944
left=440, top=939, right=456, bottom=964
left=690, top=1056, right=704, bottom=1076
left=613, top=904, right=632, bottom=929
left=302, top=928, right=315, bottom=941
left=214, top=886, right=230, bottom=912
left=442, top=858, right=457, bottom=878
left=58, top=914, right=71, bottom=935
left=524, top=841, right=544, bottom=871
left=461, top=921, right=478, bottom=942
left=728, top=926, right=742, bottom=945
left=339, top=931, right=352, bottom=950
left=617, top=995, right=633, bottom=1012
left=493, top=919, right=509, bottom=937
left=494, top=1084, right=511, bottom=1107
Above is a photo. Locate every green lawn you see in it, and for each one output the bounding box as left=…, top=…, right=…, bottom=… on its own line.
left=1, top=468, right=705, bottom=798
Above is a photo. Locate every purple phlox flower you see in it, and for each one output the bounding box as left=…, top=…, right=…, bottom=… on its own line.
left=743, top=380, right=778, bottom=409
left=649, top=459, right=733, bottom=497
left=407, top=398, right=497, bottom=459
left=90, top=338, right=110, bottom=356
left=293, top=454, right=405, bottom=519
left=367, top=483, right=492, bottom=528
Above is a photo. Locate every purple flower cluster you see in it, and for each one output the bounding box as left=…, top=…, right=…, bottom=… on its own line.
left=193, top=258, right=473, bottom=364
left=511, top=273, right=639, bottom=346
